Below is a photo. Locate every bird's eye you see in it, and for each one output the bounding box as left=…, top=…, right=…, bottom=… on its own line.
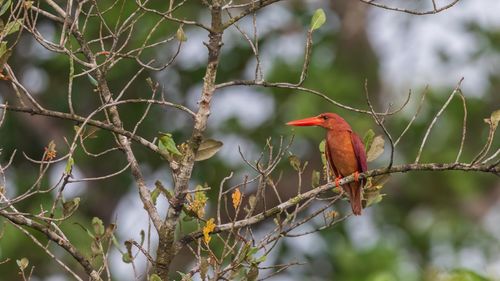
left=322, top=115, right=328, bottom=120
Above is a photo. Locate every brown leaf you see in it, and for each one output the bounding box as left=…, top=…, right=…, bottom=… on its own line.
left=367, top=135, right=384, bottom=162
left=195, top=139, right=223, bottom=161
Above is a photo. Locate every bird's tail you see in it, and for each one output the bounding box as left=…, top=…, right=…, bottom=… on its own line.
left=348, top=183, right=363, bottom=216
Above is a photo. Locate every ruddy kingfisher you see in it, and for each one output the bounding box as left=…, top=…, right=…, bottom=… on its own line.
left=287, top=113, right=367, bottom=215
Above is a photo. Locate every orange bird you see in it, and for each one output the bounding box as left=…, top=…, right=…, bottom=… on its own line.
left=287, top=113, right=367, bottom=215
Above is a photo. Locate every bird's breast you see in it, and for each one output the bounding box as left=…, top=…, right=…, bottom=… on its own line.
left=326, top=130, right=358, bottom=175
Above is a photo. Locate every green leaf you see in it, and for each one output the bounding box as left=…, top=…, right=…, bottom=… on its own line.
left=288, top=155, right=301, bottom=171
left=87, top=73, right=98, bottom=87
left=311, top=169, right=320, bottom=187
left=310, top=9, right=326, bottom=31
left=246, top=247, right=259, bottom=258
left=319, top=140, right=327, bottom=166
left=0, top=0, right=11, bottom=17
left=16, top=257, right=28, bottom=271
left=195, top=139, right=223, bottom=161
left=364, top=190, right=385, bottom=207
left=3, top=19, right=22, bottom=36
left=62, top=197, right=80, bottom=216
left=366, top=135, right=384, bottom=162
left=0, top=41, right=11, bottom=68
left=447, top=269, right=490, bottom=281
left=65, top=156, right=74, bottom=174
left=151, top=187, right=160, bottom=205
left=158, top=133, right=182, bottom=156
left=150, top=274, right=163, bottom=281
left=254, top=255, right=267, bottom=264
left=122, top=252, right=133, bottom=263
left=176, top=26, right=187, bottom=42
left=92, top=217, right=105, bottom=236
left=363, top=129, right=375, bottom=153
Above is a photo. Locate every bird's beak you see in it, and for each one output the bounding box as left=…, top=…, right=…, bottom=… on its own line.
left=286, top=116, right=323, bottom=126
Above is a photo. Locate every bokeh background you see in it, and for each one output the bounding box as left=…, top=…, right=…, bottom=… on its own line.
left=0, top=0, right=499, bottom=280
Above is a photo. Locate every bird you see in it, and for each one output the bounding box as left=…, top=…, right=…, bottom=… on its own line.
left=286, top=113, right=367, bottom=215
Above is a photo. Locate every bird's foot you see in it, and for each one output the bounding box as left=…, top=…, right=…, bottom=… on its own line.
left=334, top=176, right=342, bottom=190
left=354, top=171, right=360, bottom=183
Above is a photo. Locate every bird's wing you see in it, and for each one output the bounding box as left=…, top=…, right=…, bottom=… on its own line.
left=350, top=132, right=368, bottom=173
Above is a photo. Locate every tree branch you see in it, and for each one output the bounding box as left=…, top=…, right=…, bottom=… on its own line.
left=1, top=211, right=103, bottom=281
left=178, top=162, right=499, bottom=246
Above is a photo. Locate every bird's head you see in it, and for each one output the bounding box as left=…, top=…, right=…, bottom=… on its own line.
left=286, top=113, right=348, bottom=131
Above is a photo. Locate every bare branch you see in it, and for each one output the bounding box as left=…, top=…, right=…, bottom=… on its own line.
left=415, top=78, right=464, bottom=164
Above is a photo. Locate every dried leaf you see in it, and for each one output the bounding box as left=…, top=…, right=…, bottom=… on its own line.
left=311, top=169, right=320, bottom=187
left=91, top=240, right=102, bottom=256
left=195, top=139, right=223, bottom=161
left=176, top=26, right=187, bottom=42
left=84, top=126, right=100, bottom=139
left=177, top=272, right=193, bottom=281
left=288, top=155, right=301, bottom=171
left=319, top=139, right=327, bottom=166
left=44, top=140, right=57, bottom=161
left=248, top=195, right=257, bottom=209
left=23, top=1, right=33, bottom=9
left=366, top=135, right=384, bottom=162
left=187, top=185, right=208, bottom=218
left=363, top=129, right=375, bottom=153
left=158, top=133, right=182, bottom=156
left=62, top=197, right=80, bottom=216
left=246, top=264, right=259, bottom=281
left=203, top=218, right=216, bottom=244
left=310, top=9, right=326, bottom=31
left=200, top=257, right=209, bottom=280
left=232, top=188, right=242, bottom=209
left=16, top=258, right=28, bottom=271
left=105, top=223, right=117, bottom=238
left=328, top=210, right=339, bottom=219
left=490, top=109, right=500, bottom=129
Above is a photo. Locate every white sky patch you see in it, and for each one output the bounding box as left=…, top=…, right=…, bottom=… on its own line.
left=21, top=66, right=49, bottom=95
left=247, top=32, right=306, bottom=79
left=18, top=22, right=56, bottom=61
left=176, top=29, right=209, bottom=70
left=458, top=246, right=487, bottom=273
left=346, top=208, right=380, bottom=250
left=49, top=162, right=87, bottom=198
left=368, top=0, right=500, bottom=96
left=110, top=187, right=169, bottom=281
left=213, top=133, right=260, bottom=166
left=209, top=88, right=275, bottom=130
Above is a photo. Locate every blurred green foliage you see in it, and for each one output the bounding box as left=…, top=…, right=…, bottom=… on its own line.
left=0, top=0, right=499, bottom=280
